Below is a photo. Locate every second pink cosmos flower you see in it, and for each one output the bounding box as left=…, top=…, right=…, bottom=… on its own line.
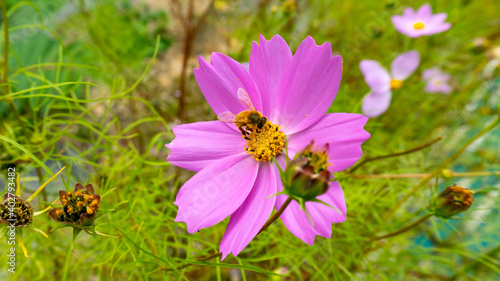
left=166, top=35, right=370, bottom=260
left=392, top=4, right=452, bottom=38
left=360, top=50, right=420, bottom=117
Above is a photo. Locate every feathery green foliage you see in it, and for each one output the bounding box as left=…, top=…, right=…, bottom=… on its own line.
left=0, top=0, right=499, bottom=280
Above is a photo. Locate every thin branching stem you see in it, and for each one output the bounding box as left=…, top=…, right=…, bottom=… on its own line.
left=348, top=137, right=443, bottom=173
left=382, top=116, right=500, bottom=223
left=1, top=0, right=30, bottom=137
left=258, top=197, right=293, bottom=235
left=372, top=213, right=432, bottom=240
left=61, top=231, right=77, bottom=281
left=350, top=170, right=500, bottom=179
left=170, top=0, right=215, bottom=122
left=1, top=0, right=7, bottom=88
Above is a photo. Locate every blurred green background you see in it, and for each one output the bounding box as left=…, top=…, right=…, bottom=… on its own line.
left=0, top=0, right=499, bottom=280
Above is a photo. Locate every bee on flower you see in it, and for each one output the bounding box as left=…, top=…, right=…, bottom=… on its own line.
left=166, top=34, right=370, bottom=259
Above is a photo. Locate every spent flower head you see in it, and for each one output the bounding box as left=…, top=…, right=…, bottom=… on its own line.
left=0, top=194, right=33, bottom=227
left=433, top=184, right=474, bottom=219
left=0, top=166, right=66, bottom=257
left=49, top=183, right=101, bottom=229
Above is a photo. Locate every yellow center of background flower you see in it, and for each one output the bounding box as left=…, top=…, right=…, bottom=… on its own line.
left=244, top=121, right=285, bottom=162
left=390, top=79, right=403, bottom=90
left=413, top=22, right=425, bottom=30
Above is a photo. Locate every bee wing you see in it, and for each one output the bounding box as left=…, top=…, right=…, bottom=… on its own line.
left=217, top=111, right=237, bottom=123
left=237, top=88, right=256, bottom=111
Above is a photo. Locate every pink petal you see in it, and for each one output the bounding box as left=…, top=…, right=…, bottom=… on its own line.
left=422, top=68, right=439, bottom=81
left=241, top=62, right=250, bottom=72
left=361, top=91, right=392, bottom=118
left=276, top=181, right=347, bottom=245
left=429, top=13, right=447, bottom=25
left=220, top=162, right=278, bottom=260
left=425, top=78, right=452, bottom=94
left=391, top=15, right=410, bottom=34
left=421, top=13, right=450, bottom=35
left=249, top=34, right=292, bottom=122
left=359, top=60, right=391, bottom=94
left=194, top=53, right=262, bottom=116
left=416, top=4, right=432, bottom=19
left=403, top=7, right=415, bottom=17
left=174, top=154, right=259, bottom=233
left=276, top=36, right=342, bottom=135
left=391, top=15, right=420, bottom=37
left=166, top=121, right=246, bottom=172
left=390, top=50, right=420, bottom=80
left=287, top=113, right=370, bottom=173
left=425, top=22, right=451, bottom=35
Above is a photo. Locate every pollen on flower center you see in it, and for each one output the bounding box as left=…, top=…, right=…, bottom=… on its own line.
left=390, top=79, right=403, bottom=90
left=413, top=22, right=425, bottom=30
left=243, top=121, right=285, bottom=162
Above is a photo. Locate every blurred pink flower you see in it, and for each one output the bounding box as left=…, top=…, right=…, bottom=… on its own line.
left=166, top=35, right=370, bottom=260
left=392, top=4, right=451, bottom=38
left=422, top=68, right=452, bottom=94
left=360, top=50, right=420, bottom=117
left=241, top=62, right=249, bottom=72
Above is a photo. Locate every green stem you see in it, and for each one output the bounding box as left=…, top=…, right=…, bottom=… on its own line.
left=382, top=117, right=500, bottom=223
left=349, top=170, right=500, bottom=179
left=166, top=197, right=294, bottom=272
left=258, top=197, right=293, bottom=235
left=348, top=137, right=443, bottom=173
left=61, top=229, right=79, bottom=281
left=1, top=0, right=30, bottom=137
left=372, top=213, right=432, bottom=240
left=1, top=0, right=8, bottom=88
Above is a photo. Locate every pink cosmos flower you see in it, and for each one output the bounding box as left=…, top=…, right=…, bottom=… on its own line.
left=360, top=50, right=420, bottom=117
left=392, top=4, right=451, bottom=38
left=422, top=68, right=452, bottom=94
left=166, top=35, right=370, bottom=260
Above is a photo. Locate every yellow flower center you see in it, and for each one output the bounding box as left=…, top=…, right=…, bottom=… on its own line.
left=243, top=120, right=285, bottom=162
left=413, top=22, right=425, bottom=30
left=390, top=79, right=403, bottom=90
left=299, top=144, right=330, bottom=173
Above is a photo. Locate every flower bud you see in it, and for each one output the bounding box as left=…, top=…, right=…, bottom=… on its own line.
left=486, top=46, right=500, bottom=60
left=468, top=37, right=490, bottom=54
left=49, top=183, right=101, bottom=228
left=434, top=184, right=474, bottom=219
left=282, top=0, right=296, bottom=15
left=440, top=169, right=454, bottom=179
left=284, top=141, right=331, bottom=201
